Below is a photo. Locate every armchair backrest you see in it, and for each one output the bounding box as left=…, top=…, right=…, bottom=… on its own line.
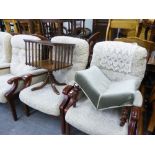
left=51, top=36, right=89, bottom=83
left=10, top=34, right=41, bottom=76
left=0, top=32, right=12, bottom=64
left=91, top=41, right=147, bottom=89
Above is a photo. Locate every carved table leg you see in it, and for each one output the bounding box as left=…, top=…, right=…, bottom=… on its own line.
left=50, top=73, right=66, bottom=86
left=31, top=75, right=49, bottom=91
left=51, top=83, right=60, bottom=95
left=31, top=71, right=66, bottom=95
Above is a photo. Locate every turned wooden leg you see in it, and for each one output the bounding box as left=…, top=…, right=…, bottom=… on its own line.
left=60, top=112, right=66, bottom=134
left=148, top=102, right=155, bottom=133
left=120, top=107, right=130, bottom=126
left=65, top=123, right=70, bottom=135
left=8, top=101, right=17, bottom=121
left=24, top=104, right=30, bottom=117
left=137, top=107, right=144, bottom=135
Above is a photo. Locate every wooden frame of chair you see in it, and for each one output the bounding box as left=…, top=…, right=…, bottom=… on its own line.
left=86, top=32, right=101, bottom=68
left=3, top=19, right=19, bottom=34
left=105, top=19, right=140, bottom=41
left=16, top=19, right=34, bottom=34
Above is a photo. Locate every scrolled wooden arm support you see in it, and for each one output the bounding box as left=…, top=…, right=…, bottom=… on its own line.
left=128, top=106, right=140, bottom=135
left=120, top=107, right=130, bottom=126
left=64, top=84, right=81, bottom=113
left=62, top=85, right=74, bottom=95
left=22, top=72, right=48, bottom=88
left=60, top=85, right=75, bottom=112
left=4, top=76, right=23, bottom=121
left=60, top=84, right=78, bottom=111
left=22, top=74, right=33, bottom=88
left=5, top=77, right=23, bottom=98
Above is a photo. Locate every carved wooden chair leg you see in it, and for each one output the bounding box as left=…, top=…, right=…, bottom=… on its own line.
left=128, top=107, right=140, bottom=135
left=137, top=107, right=144, bottom=135
left=60, top=111, right=66, bottom=134
left=8, top=101, right=17, bottom=121
left=120, top=107, right=130, bottom=126
left=24, top=104, right=30, bottom=117
left=147, top=102, right=155, bottom=133
left=65, top=123, right=70, bottom=135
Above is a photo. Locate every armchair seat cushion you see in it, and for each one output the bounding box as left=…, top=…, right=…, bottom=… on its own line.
left=19, top=81, right=73, bottom=116
left=65, top=97, right=128, bottom=135
left=0, top=74, right=15, bottom=103
left=75, top=66, right=137, bottom=110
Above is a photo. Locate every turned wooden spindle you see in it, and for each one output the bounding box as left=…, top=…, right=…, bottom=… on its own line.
left=25, top=41, right=27, bottom=65
left=28, top=41, right=30, bottom=65
left=54, top=46, right=57, bottom=71
left=71, top=46, right=74, bottom=65
left=35, top=42, right=37, bottom=67
left=38, top=43, right=41, bottom=67
left=64, top=45, right=66, bottom=66
left=31, top=42, right=34, bottom=66
left=67, top=45, right=70, bottom=65
left=57, top=45, right=60, bottom=70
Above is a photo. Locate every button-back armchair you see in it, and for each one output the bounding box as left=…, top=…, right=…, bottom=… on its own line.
left=19, top=36, right=89, bottom=131
left=62, top=39, right=147, bottom=135
left=0, top=34, right=47, bottom=121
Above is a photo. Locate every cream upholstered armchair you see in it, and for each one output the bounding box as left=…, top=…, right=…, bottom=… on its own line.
left=0, top=34, right=47, bottom=121
left=0, top=32, right=12, bottom=75
left=62, top=39, right=147, bottom=135
left=19, top=36, right=89, bottom=130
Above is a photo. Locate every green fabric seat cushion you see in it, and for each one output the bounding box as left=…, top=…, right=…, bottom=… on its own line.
left=75, top=66, right=137, bottom=110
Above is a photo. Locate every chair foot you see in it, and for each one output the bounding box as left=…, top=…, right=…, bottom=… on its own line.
left=60, top=113, right=66, bottom=134
left=8, top=102, right=18, bottom=121
left=65, top=123, right=70, bottom=135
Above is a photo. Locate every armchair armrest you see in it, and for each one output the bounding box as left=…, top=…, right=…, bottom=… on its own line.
left=62, top=85, right=74, bottom=95
left=22, top=69, right=48, bottom=88
left=4, top=69, right=47, bottom=103
left=0, top=63, right=10, bottom=75
left=5, top=76, right=23, bottom=98
left=60, top=85, right=75, bottom=111
left=64, top=84, right=81, bottom=113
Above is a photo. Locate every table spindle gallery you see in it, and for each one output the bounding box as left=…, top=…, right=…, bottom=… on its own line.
left=24, top=39, right=75, bottom=95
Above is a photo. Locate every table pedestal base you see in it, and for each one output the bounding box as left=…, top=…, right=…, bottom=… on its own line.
left=31, top=71, right=66, bottom=95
